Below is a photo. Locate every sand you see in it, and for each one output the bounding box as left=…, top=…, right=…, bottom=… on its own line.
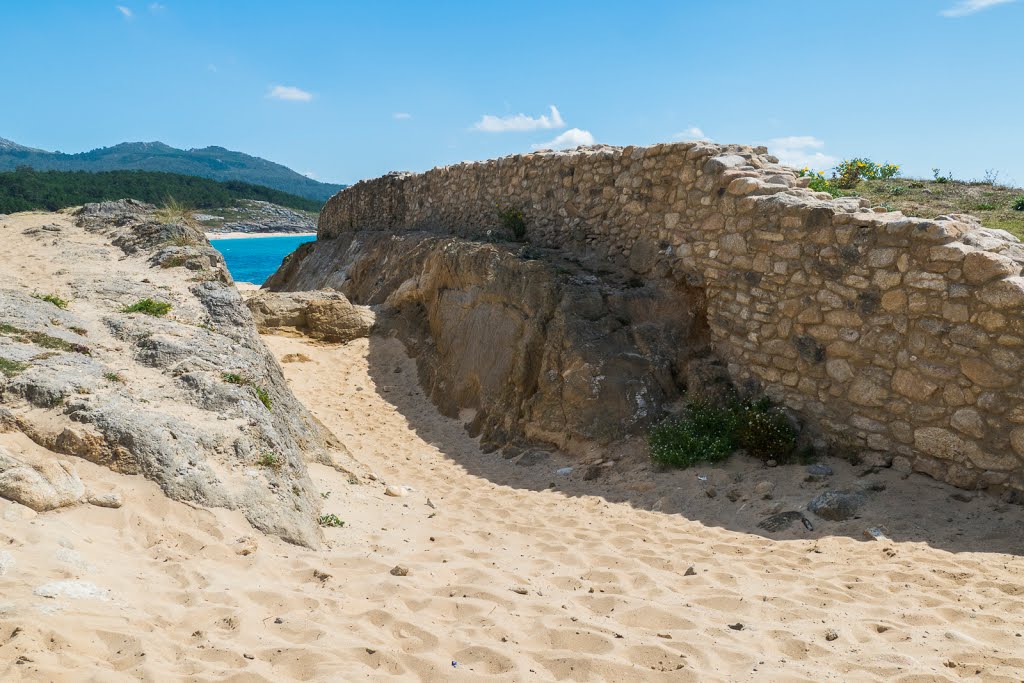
left=1, top=329, right=1023, bottom=680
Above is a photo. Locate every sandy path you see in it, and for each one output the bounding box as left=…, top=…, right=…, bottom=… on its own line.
left=1, top=330, right=1022, bottom=681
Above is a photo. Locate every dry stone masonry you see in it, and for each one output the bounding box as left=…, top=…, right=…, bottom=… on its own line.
left=315, top=141, right=1024, bottom=495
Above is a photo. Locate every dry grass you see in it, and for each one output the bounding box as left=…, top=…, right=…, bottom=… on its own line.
left=154, top=197, right=197, bottom=227
left=851, top=178, right=1024, bottom=239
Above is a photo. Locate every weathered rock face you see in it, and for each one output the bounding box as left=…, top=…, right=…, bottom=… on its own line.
left=246, top=290, right=374, bottom=343
left=0, top=201, right=348, bottom=546
left=280, top=141, right=1024, bottom=496
left=0, top=446, right=85, bottom=512
left=267, top=231, right=713, bottom=452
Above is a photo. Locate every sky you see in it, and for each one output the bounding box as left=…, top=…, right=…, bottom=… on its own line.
left=1, top=0, right=1022, bottom=186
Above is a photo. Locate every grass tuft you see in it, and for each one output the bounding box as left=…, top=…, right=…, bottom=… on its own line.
left=122, top=298, right=172, bottom=316
left=0, top=357, right=29, bottom=377
left=103, top=371, right=125, bottom=383
left=0, top=323, right=90, bottom=354
left=32, top=293, right=69, bottom=309
left=154, top=197, right=197, bottom=227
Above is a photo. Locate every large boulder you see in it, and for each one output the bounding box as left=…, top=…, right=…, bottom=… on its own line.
left=246, top=290, right=374, bottom=343
left=0, top=447, right=85, bottom=511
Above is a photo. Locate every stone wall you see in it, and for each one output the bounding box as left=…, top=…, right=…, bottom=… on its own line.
left=317, top=142, right=1024, bottom=494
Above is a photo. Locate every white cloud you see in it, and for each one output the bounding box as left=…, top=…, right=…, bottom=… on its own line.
left=672, top=126, right=711, bottom=142
left=941, top=0, right=1015, bottom=16
left=765, top=136, right=836, bottom=170
left=474, top=105, right=565, bottom=132
left=393, top=112, right=412, bottom=120
left=267, top=85, right=313, bottom=102
left=149, top=2, right=165, bottom=11
left=531, top=128, right=595, bottom=151
left=116, top=5, right=133, bottom=18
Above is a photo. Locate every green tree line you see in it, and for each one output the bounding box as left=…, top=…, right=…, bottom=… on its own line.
left=0, top=167, right=323, bottom=214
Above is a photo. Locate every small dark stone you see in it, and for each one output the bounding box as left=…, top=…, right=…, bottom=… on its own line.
left=757, top=511, right=806, bottom=532
left=274, top=617, right=283, bottom=624
left=728, top=623, right=744, bottom=631
left=808, top=490, right=866, bottom=521
left=793, top=335, right=826, bottom=363
left=583, top=465, right=603, bottom=481
left=684, top=566, right=697, bottom=577
left=243, top=653, right=255, bottom=660
left=516, top=450, right=550, bottom=467
left=806, top=463, right=833, bottom=476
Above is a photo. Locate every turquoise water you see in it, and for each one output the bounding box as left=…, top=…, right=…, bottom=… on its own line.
left=209, top=235, right=315, bottom=285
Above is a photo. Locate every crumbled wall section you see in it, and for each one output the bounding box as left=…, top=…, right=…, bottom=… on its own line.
left=318, top=141, right=1024, bottom=493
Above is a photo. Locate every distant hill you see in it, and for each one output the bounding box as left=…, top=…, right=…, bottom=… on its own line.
left=0, top=168, right=322, bottom=214
left=0, top=137, right=345, bottom=201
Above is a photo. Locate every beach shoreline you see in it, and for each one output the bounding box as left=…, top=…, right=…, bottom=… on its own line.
left=206, top=231, right=317, bottom=240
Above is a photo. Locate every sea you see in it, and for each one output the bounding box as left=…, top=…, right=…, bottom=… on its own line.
left=209, top=234, right=316, bottom=285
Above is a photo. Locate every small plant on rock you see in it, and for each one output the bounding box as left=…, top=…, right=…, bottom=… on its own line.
left=222, top=372, right=245, bottom=385
left=103, top=371, right=125, bottom=383
left=122, top=298, right=172, bottom=316
left=258, top=452, right=283, bottom=469
left=253, top=386, right=272, bottom=411
left=32, top=293, right=69, bottom=309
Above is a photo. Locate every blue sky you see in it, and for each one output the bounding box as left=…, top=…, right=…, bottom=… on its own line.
left=1, top=0, right=1022, bottom=185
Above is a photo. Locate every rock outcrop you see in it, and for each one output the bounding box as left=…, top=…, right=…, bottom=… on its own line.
left=0, top=201, right=350, bottom=546
left=268, top=141, right=1024, bottom=496
left=266, top=232, right=715, bottom=453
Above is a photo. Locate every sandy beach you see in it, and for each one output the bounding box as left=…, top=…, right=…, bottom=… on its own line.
left=1, top=330, right=1021, bottom=681
left=206, top=232, right=318, bottom=240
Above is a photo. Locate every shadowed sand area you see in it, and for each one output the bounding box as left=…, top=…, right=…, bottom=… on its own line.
left=1, top=331, right=1022, bottom=681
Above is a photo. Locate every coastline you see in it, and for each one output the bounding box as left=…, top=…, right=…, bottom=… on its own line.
left=206, top=231, right=317, bottom=240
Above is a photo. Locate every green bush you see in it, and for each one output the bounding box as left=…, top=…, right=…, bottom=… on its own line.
left=834, top=158, right=900, bottom=189
left=122, top=298, right=172, bottom=316
left=1013, top=196, right=1024, bottom=211
left=648, top=396, right=796, bottom=469
left=497, top=205, right=526, bottom=240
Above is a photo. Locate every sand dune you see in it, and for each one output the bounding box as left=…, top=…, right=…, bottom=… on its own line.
left=1, top=332, right=1022, bottom=681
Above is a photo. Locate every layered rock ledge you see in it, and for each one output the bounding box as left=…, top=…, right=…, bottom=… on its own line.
left=269, top=141, right=1024, bottom=496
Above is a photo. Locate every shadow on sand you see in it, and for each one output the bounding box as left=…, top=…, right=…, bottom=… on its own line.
left=364, top=334, right=1024, bottom=558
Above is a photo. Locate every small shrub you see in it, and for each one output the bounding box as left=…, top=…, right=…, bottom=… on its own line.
left=886, top=185, right=907, bottom=197
left=975, top=202, right=997, bottom=211
left=318, top=513, right=345, bottom=528
left=32, top=293, right=69, bottom=309
left=258, top=452, right=283, bottom=469
left=0, top=357, right=29, bottom=377
left=122, top=298, right=172, bottom=316
left=103, top=371, right=125, bottom=383
left=932, top=168, right=953, bottom=184
left=497, top=205, right=527, bottom=240
left=797, top=168, right=842, bottom=197
left=254, top=386, right=272, bottom=411
left=1013, top=196, right=1024, bottom=212
left=648, top=395, right=796, bottom=469
left=222, top=372, right=245, bottom=385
